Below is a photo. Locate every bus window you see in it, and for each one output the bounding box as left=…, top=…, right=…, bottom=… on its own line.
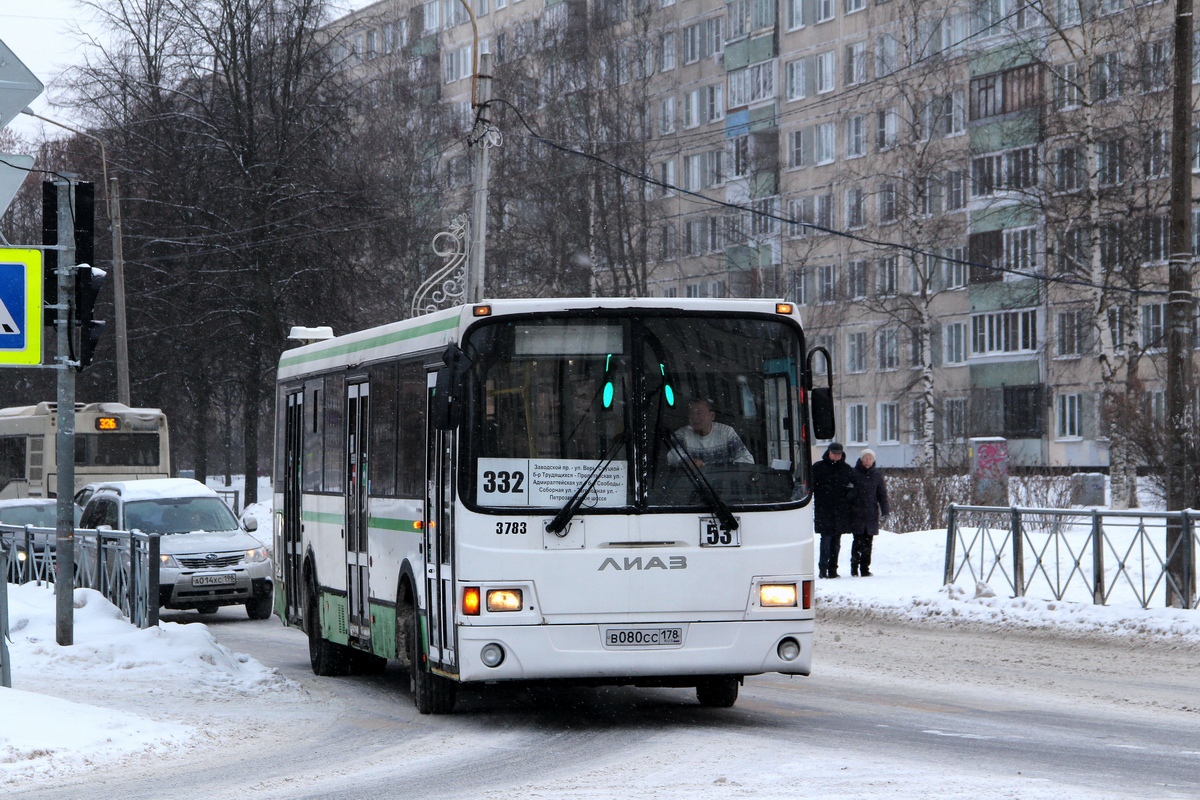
left=0, top=436, right=26, bottom=492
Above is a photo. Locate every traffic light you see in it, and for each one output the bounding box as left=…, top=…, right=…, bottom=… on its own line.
left=75, top=265, right=108, bottom=371
left=42, top=181, right=97, bottom=328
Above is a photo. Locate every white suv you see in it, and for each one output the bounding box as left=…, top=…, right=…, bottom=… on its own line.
left=79, top=478, right=274, bottom=619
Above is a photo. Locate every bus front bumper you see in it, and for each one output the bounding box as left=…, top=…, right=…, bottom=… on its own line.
left=454, top=619, right=813, bottom=683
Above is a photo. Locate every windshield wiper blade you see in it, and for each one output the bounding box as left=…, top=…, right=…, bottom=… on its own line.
left=546, top=432, right=627, bottom=535
left=660, top=428, right=739, bottom=533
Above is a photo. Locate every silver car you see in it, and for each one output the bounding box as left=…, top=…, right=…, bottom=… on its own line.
left=79, top=479, right=273, bottom=619
left=0, top=497, right=81, bottom=551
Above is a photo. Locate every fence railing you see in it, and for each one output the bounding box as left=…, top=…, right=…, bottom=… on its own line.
left=2, top=524, right=160, bottom=627
left=945, top=505, right=1198, bottom=609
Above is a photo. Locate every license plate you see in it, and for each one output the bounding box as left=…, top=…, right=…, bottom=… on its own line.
left=192, top=573, right=236, bottom=587
left=603, top=627, right=684, bottom=648
left=699, top=517, right=741, bottom=547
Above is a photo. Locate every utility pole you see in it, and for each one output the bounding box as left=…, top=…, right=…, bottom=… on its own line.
left=109, top=176, right=130, bottom=406
left=54, top=176, right=77, bottom=645
left=468, top=53, right=494, bottom=304
left=1165, top=0, right=1196, bottom=607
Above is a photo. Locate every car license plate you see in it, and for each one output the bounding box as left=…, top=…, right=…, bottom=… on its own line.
left=699, top=517, right=741, bottom=547
left=603, top=627, right=684, bottom=648
left=192, top=573, right=236, bottom=587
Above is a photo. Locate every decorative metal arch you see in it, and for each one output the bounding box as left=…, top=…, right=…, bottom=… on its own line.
left=412, top=214, right=469, bottom=317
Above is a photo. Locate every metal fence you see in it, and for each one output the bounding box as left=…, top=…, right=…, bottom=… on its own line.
left=2, top=524, right=160, bottom=627
left=945, top=505, right=1199, bottom=609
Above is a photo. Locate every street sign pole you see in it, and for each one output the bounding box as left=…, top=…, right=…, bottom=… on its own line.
left=54, top=177, right=76, bottom=647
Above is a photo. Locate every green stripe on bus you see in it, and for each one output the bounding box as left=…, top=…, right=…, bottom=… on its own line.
left=278, top=316, right=459, bottom=369
left=301, top=510, right=343, bottom=525
left=369, top=516, right=421, bottom=532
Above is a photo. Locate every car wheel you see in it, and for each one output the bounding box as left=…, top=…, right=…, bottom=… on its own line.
left=245, top=595, right=273, bottom=620
left=306, top=584, right=350, bottom=677
left=696, top=677, right=739, bottom=708
left=409, top=605, right=456, bottom=714
left=196, top=604, right=219, bottom=615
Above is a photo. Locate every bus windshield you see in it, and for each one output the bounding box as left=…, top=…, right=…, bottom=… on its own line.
left=462, top=312, right=809, bottom=512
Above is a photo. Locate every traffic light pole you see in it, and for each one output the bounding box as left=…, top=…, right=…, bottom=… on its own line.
left=54, top=176, right=76, bottom=646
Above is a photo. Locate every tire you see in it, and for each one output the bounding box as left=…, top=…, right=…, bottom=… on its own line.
left=696, top=677, right=740, bottom=708
left=246, top=594, right=274, bottom=620
left=196, top=604, right=219, bottom=615
left=409, top=605, right=456, bottom=714
left=306, top=585, right=350, bottom=677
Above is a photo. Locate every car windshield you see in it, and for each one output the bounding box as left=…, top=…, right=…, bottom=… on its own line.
left=124, top=497, right=239, bottom=534
left=461, top=311, right=809, bottom=512
left=0, top=504, right=59, bottom=527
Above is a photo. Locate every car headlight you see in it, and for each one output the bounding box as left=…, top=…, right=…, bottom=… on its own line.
left=244, top=547, right=269, bottom=563
left=159, top=554, right=179, bottom=568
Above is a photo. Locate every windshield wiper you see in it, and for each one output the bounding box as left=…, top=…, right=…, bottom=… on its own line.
left=659, top=428, right=739, bottom=533
left=546, top=431, right=627, bottom=535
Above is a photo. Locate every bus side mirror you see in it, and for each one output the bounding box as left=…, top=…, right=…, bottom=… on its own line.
left=433, top=343, right=472, bottom=431
left=806, top=347, right=836, bottom=441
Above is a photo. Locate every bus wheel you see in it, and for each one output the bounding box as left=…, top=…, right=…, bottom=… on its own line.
left=246, top=595, right=273, bottom=620
left=409, top=606, right=456, bottom=714
left=306, top=585, right=350, bottom=677
left=696, top=677, right=739, bottom=708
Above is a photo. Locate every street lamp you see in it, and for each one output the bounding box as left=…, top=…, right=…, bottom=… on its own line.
left=20, top=108, right=131, bottom=407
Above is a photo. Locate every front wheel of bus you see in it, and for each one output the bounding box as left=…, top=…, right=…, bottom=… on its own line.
left=306, top=585, right=350, bottom=677
left=409, top=606, right=456, bottom=714
left=696, top=677, right=739, bottom=708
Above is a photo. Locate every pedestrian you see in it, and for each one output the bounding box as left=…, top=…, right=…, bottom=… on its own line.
left=849, top=448, right=890, bottom=577
left=811, top=441, right=856, bottom=579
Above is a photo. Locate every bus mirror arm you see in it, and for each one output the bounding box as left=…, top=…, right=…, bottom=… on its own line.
left=806, top=347, right=836, bottom=442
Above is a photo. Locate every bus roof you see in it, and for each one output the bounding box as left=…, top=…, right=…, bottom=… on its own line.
left=276, top=297, right=799, bottom=381
left=0, top=402, right=165, bottom=419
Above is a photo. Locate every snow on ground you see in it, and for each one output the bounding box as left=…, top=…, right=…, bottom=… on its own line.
left=0, top=583, right=291, bottom=786
left=2, top=511, right=1198, bottom=787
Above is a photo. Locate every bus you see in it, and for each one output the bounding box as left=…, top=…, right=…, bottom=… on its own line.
left=273, top=298, right=835, bottom=713
left=0, top=402, right=171, bottom=500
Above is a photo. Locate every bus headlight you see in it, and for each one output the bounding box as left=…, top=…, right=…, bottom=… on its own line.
left=759, top=583, right=797, bottom=607
left=486, top=589, right=522, bottom=612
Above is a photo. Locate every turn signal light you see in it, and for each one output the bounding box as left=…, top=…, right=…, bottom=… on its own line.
left=463, top=586, right=481, bottom=615
left=802, top=579, right=813, bottom=609
left=473, top=305, right=492, bottom=317
left=487, top=589, right=523, bottom=612
left=776, top=302, right=794, bottom=315
left=760, top=583, right=798, bottom=607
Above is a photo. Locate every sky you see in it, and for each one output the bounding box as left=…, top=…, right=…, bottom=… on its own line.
left=0, top=0, right=373, bottom=141
left=4, top=483, right=1200, bottom=789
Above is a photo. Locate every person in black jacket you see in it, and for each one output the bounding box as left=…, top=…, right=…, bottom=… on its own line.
left=849, top=448, right=890, bottom=577
left=811, top=442, right=856, bottom=579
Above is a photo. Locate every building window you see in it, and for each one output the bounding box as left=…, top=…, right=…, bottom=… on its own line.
left=1055, top=146, right=1083, bottom=192
left=911, top=398, right=927, bottom=441
left=878, top=403, right=899, bottom=443
left=1144, top=216, right=1169, bottom=263
left=943, top=398, right=967, bottom=441
left=878, top=256, right=898, bottom=296
left=1140, top=40, right=1169, bottom=92
left=846, top=115, right=867, bottom=157
left=1145, top=130, right=1169, bottom=178
left=845, top=42, right=866, bottom=85
left=816, top=122, right=836, bottom=164
left=660, top=97, right=676, bottom=134
left=1142, top=303, right=1167, bottom=349
left=847, top=187, right=865, bottom=228
left=1054, top=62, right=1081, bottom=109
left=847, top=259, right=868, bottom=298
left=816, top=52, right=836, bottom=93
left=971, top=309, right=1038, bottom=354
left=875, top=34, right=898, bottom=77
left=946, top=170, right=966, bottom=210
left=818, top=264, right=837, bottom=303
left=1056, top=393, right=1082, bottom=438
left=945, top=321, right=968, bottom=364
left=1055, top=227, right=1088, bottom=273
left=969, top=65, right=1040, bottom=120
left=876, top=107, right=898, bottom=150
left=1092, top=53, right=1122, bottom=101
left=877, top=329, right=899, bottom=370
left=847, top=331, right=867, bottom=372
left=847, top=404, right=868, bottom=444
left=1098, top=138, right=1125, bottom=185
left=817, top=0, right=835, bottom=22
left=1004, top=227, right=1038, bottom=273
left=1056, top=309, right=1088, bottom=357
left=879, top=182, right=898, bottom=223
left=660, top=33, right=676, bottom=72
left=944, top=247, right=967, bottom=288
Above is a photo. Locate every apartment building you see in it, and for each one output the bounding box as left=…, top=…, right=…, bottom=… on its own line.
left=328, top=0, right=1197, bottom=475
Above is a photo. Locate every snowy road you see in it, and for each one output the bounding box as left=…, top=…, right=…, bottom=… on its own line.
left=9, top=603, right=1198, bottom=800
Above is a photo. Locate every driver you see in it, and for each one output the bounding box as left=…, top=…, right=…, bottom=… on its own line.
left=668, top=398, right=754, bottom=468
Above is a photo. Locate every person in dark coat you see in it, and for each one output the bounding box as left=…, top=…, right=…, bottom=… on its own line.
left=849, top=448, right=890, bottom=577
left=811, top=442, right=857, bottom=579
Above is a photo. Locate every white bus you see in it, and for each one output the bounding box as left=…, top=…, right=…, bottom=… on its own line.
left=273, top=298, right=835, bottom=713
left=0, top=402, right=171, bottom=500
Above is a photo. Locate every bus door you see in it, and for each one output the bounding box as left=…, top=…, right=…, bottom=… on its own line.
left=345, top=380, right=371, bottom=645
left=423, top=372, right=457, bottom=673
left=283, top=389, right=305, bottom=623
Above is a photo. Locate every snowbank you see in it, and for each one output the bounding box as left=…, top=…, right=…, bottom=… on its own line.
left=0, top=583, right=290, bottom=785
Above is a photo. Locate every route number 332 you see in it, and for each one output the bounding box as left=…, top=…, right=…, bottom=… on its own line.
left=482, top=470, right=525, bottom=494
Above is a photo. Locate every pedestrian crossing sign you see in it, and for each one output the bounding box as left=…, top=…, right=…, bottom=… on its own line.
left=0, top=248, right=42, bottom=365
